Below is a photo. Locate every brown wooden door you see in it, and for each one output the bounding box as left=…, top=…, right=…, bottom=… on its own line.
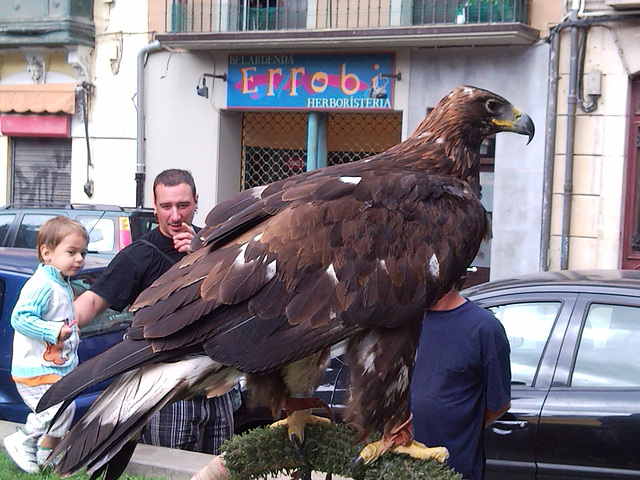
left=622, top=76, right=640, bottom=270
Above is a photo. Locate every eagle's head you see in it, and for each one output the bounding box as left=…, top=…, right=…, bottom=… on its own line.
left=416, top=85, right=535, bottom=148
left=389, top=85, right=535, bottom=195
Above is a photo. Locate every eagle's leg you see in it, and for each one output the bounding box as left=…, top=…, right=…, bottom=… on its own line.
left=345, top=321, right=448, bottom=473
left=270, top=396, right=333, bottom=479
left=269, top=396, right=333, bottom=443
left=268, top=350, right=333, bottom=480
left=352, top=415, right=449, bottom=469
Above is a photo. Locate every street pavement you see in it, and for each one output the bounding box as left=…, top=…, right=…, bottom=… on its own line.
left=0, top=420, right=347, bottom=480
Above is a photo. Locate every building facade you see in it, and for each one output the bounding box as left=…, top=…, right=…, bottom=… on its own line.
left=0, top=0, right=639, bottom=283
left=144, top=0, right=551, bottom=284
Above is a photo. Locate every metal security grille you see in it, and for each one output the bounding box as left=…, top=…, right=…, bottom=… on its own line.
left=327, top=112, right=402, bottom=165
left=10, top=137, right=72, bottom=203
left=241, top=111, right=402, bottom=190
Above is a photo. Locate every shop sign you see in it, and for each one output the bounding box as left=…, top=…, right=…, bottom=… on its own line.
left=227, top=53, right=395, bottom=110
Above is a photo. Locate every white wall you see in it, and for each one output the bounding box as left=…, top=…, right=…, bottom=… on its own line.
left=408, top=45, right=550, bottom=280
left=144, top=50, right=228, bottom=225
left=70, top=0, right=150, bottom=207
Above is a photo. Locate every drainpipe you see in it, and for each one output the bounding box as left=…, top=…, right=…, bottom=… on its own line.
left=136, top=40, right=163, bottom=208
left=560, top=13, right=580, bottom=270
left=540, top=29, right=560, bottom=271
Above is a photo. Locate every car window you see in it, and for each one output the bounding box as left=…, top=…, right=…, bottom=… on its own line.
left=0, top=213, right=15, bottom=244
left=129, top=215, right=158, bottom=240
left=572, top=303, right=640, bottom=387
left=489, top=302, right=560, bottom=386
left=70, top=273, right=132, bottom=338
left=78, top=217, right=116, bottom=253
left=14, top=214, right=59, bottom=248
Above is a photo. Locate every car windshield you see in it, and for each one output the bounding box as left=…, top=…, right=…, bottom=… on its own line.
left=70, top=271, right=133, bottom=337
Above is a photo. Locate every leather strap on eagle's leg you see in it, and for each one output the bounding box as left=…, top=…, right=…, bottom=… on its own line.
left=383, top=415, right=414, bottom=448
left=285, top=396, right=335, bottom=422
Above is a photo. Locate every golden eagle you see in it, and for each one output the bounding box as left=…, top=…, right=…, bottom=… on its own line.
left=38, top=86, right=534, bottom=480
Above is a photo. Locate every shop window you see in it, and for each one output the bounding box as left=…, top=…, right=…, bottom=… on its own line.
left=240, top=111, right=402, bottom=190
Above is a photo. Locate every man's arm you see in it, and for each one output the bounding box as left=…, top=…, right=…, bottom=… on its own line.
left=74, top=290, right=110, bottom=329
left=484, top=402, right=510, bottom=427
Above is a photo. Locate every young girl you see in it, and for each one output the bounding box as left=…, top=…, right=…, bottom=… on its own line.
left=3, top=216, right=87, bottom=473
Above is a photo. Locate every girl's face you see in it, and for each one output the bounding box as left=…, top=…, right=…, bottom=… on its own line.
left=40, top=233, right=87, bottom=276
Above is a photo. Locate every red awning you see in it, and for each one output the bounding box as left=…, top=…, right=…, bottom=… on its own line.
left=0, top=114, right=71, bottom=138
left=0, top=83, right=77, bottom=115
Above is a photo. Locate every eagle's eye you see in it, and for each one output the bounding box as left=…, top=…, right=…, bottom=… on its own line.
left=485, top=99, right=501, bottom=114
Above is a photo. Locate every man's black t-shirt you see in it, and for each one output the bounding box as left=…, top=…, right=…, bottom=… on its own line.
left=90, top=227, right=187, bottom=311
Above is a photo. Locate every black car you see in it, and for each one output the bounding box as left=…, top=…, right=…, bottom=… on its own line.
left=464, top=269, right=640, bottom=480
left=239, top=269, right=640, bottom=479
left=0, top=203, right=157, bottom=258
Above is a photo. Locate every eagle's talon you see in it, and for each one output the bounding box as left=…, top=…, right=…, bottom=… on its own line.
left=290, top=433, right=310, bottom=467
left=349, top=454, right=365, bottom=477
left=354, top=439, right=389, bottom=466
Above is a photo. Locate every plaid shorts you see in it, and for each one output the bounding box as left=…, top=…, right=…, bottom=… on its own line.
left=15, top=382, right=75, bottom=440
left=139, top=392, right=234, bottom=454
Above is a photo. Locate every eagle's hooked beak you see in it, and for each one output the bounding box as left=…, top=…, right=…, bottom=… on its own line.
left=512, top=110, right=535, bottom=145
left=492, top=107, right=535, bottom=145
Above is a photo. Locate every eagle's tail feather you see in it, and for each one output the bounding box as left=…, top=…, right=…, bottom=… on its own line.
left=51, top=354, right=236, bottom=477
left=87, top=439, right=138, bottom=480
left=37, top=336, right=200, bottom=413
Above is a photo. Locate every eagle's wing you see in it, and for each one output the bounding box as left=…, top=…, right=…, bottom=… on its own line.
left=130, top=168, right=488, bottom=374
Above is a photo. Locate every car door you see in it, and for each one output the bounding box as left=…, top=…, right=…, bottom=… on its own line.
left=471, top=292, right=577, bottom=480
left=535, top=293, right=640, bottom=480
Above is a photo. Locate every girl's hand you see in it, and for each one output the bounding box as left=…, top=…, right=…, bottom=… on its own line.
left=58, top=325, right=72, bottom=342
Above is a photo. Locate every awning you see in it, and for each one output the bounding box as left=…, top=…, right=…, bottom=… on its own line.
left=0, top=114, right=71, bottom=138
left=0, top=83, right=77, bottom=115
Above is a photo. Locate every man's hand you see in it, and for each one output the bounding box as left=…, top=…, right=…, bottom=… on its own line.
left=173, top=222, right=195, bottom=253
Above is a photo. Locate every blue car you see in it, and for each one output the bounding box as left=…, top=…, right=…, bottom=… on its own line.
left=0, top=247, right=132, bottom=422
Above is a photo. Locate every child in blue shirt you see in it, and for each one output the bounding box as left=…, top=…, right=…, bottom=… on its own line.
left=3, top=216, right=87, bottom=473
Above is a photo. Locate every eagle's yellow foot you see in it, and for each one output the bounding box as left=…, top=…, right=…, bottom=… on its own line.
left=392, top=441, right=449, bottom=463
left=351, top=414, right=447, bottom=474
left=353, top=439, right=448, bottom=468
left=270, top=409, right=331, bottom=444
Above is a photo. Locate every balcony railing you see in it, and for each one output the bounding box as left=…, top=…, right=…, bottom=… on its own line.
left=163, top=0, right=529, bottom=33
